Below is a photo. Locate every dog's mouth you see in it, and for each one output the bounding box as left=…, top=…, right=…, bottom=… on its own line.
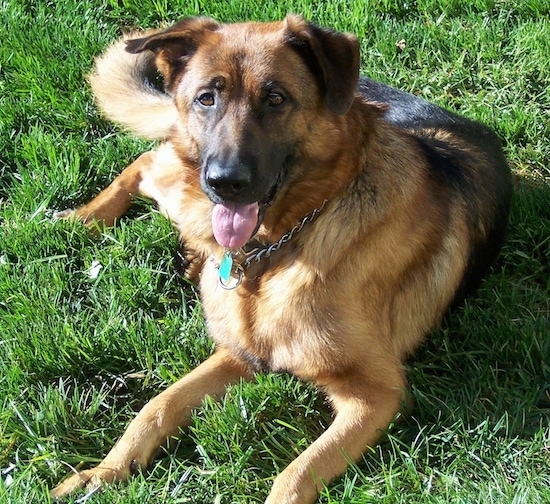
left=211, top=169, right=286, bottom=249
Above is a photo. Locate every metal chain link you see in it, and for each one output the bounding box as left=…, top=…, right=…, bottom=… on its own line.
left=238, top=199, right=327, bottom=271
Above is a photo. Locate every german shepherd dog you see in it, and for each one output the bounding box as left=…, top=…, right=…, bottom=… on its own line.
left=51, top=16, right=512, bottom=504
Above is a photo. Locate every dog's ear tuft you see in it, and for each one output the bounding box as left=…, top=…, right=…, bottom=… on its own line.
left=284, top=15, right=360, bottom=115
left=125, top=17, right=220, bottom=87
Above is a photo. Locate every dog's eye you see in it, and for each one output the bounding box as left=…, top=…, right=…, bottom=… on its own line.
left=268, top=92, right=285, bottom=107
left=197, top=92, right=215, bottom=107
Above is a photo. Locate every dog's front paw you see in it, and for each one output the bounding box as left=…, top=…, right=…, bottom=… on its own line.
left=265, top=471, right=319, bottom=504
left=53, top=207, right=94, bottom=225
left=53, top=208, right=78, bottom=220
left=50, top=466, right=113, bottom=500
left=50, top=461, right=137, bottom=500
left=53, top=206, right=110, bottom=229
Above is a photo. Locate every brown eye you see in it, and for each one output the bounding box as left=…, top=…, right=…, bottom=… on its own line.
left=197, top=92, right=215, bottom=107
left=268, top=92, right=285, bottom=107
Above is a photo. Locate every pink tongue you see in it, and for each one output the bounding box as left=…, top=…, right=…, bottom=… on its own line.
left=212, top=202, right=259, bottom=249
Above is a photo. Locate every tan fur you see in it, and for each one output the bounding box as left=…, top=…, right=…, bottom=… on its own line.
left=88, top=33, right=177, bottom=139
left=51, top=16, right=510, bottom=504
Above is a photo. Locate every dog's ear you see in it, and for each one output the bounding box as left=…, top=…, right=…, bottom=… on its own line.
left=284, top=15, right=360, bottom=115
left=125, top=17, right=220, bottom=88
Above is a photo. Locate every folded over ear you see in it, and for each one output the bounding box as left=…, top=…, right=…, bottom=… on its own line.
left=125, top=17, right=220, bottom=89
left=284, top=15, right=360, bottom=115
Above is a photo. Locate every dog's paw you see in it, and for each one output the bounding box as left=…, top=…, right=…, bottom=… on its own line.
left=53, top=208, right=78, bottom=220
left=265, top=465, right=320, bottom=504
left=50, top=465, right=126, bottom=500
left=53, top=207, right=107, bottom=230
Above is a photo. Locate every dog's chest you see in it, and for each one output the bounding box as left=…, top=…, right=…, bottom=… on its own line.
left=199, top=259, right=344, bottom=378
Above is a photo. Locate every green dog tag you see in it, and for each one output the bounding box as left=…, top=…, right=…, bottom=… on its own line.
left=218, top=251, right=233, bottom=284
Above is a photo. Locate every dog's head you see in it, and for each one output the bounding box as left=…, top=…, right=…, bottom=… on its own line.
left=126, top=16, right=360, bottom=248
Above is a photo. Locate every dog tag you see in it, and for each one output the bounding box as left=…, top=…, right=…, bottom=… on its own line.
left=218, top=251, right=233, bottom=284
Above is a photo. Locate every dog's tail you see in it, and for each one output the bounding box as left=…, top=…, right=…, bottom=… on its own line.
left=88, top=36, right=178, bottom=140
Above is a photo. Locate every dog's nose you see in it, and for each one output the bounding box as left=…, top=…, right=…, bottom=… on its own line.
left=205, top=159, right=252, bottom=200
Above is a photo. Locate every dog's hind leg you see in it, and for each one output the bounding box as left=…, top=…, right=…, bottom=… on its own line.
left=50, top=348, right=253, bottom=500
left=266, top=363, right=406, bottom=504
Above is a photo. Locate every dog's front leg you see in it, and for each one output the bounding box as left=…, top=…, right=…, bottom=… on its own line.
left=50, top=348, right=253, bottom=499
left=266, top=367, right=406, bottom=504
left=55, top=150, right=157, bottom=227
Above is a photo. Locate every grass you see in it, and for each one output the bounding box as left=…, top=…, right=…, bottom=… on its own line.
left=1, top=0, right=549, bottom=502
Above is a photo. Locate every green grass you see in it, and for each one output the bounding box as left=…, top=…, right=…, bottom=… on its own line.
left=1, top=0, right=549, bottom=502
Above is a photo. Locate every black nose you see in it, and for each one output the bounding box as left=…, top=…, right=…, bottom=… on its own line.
left=204, top=159, right=252, bottom=200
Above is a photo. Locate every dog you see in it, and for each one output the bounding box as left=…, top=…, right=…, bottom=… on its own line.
left=50, top=15, right=513, bottom=504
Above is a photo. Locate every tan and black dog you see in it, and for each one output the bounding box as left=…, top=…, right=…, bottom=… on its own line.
left=51, top=16, right=512, bottom=504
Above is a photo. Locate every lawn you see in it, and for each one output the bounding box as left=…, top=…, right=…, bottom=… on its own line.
left=1, top=0, right=549, bottom=502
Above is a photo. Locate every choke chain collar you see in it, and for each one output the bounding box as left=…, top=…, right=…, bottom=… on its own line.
left=215, top=200, right=328, bottom=290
